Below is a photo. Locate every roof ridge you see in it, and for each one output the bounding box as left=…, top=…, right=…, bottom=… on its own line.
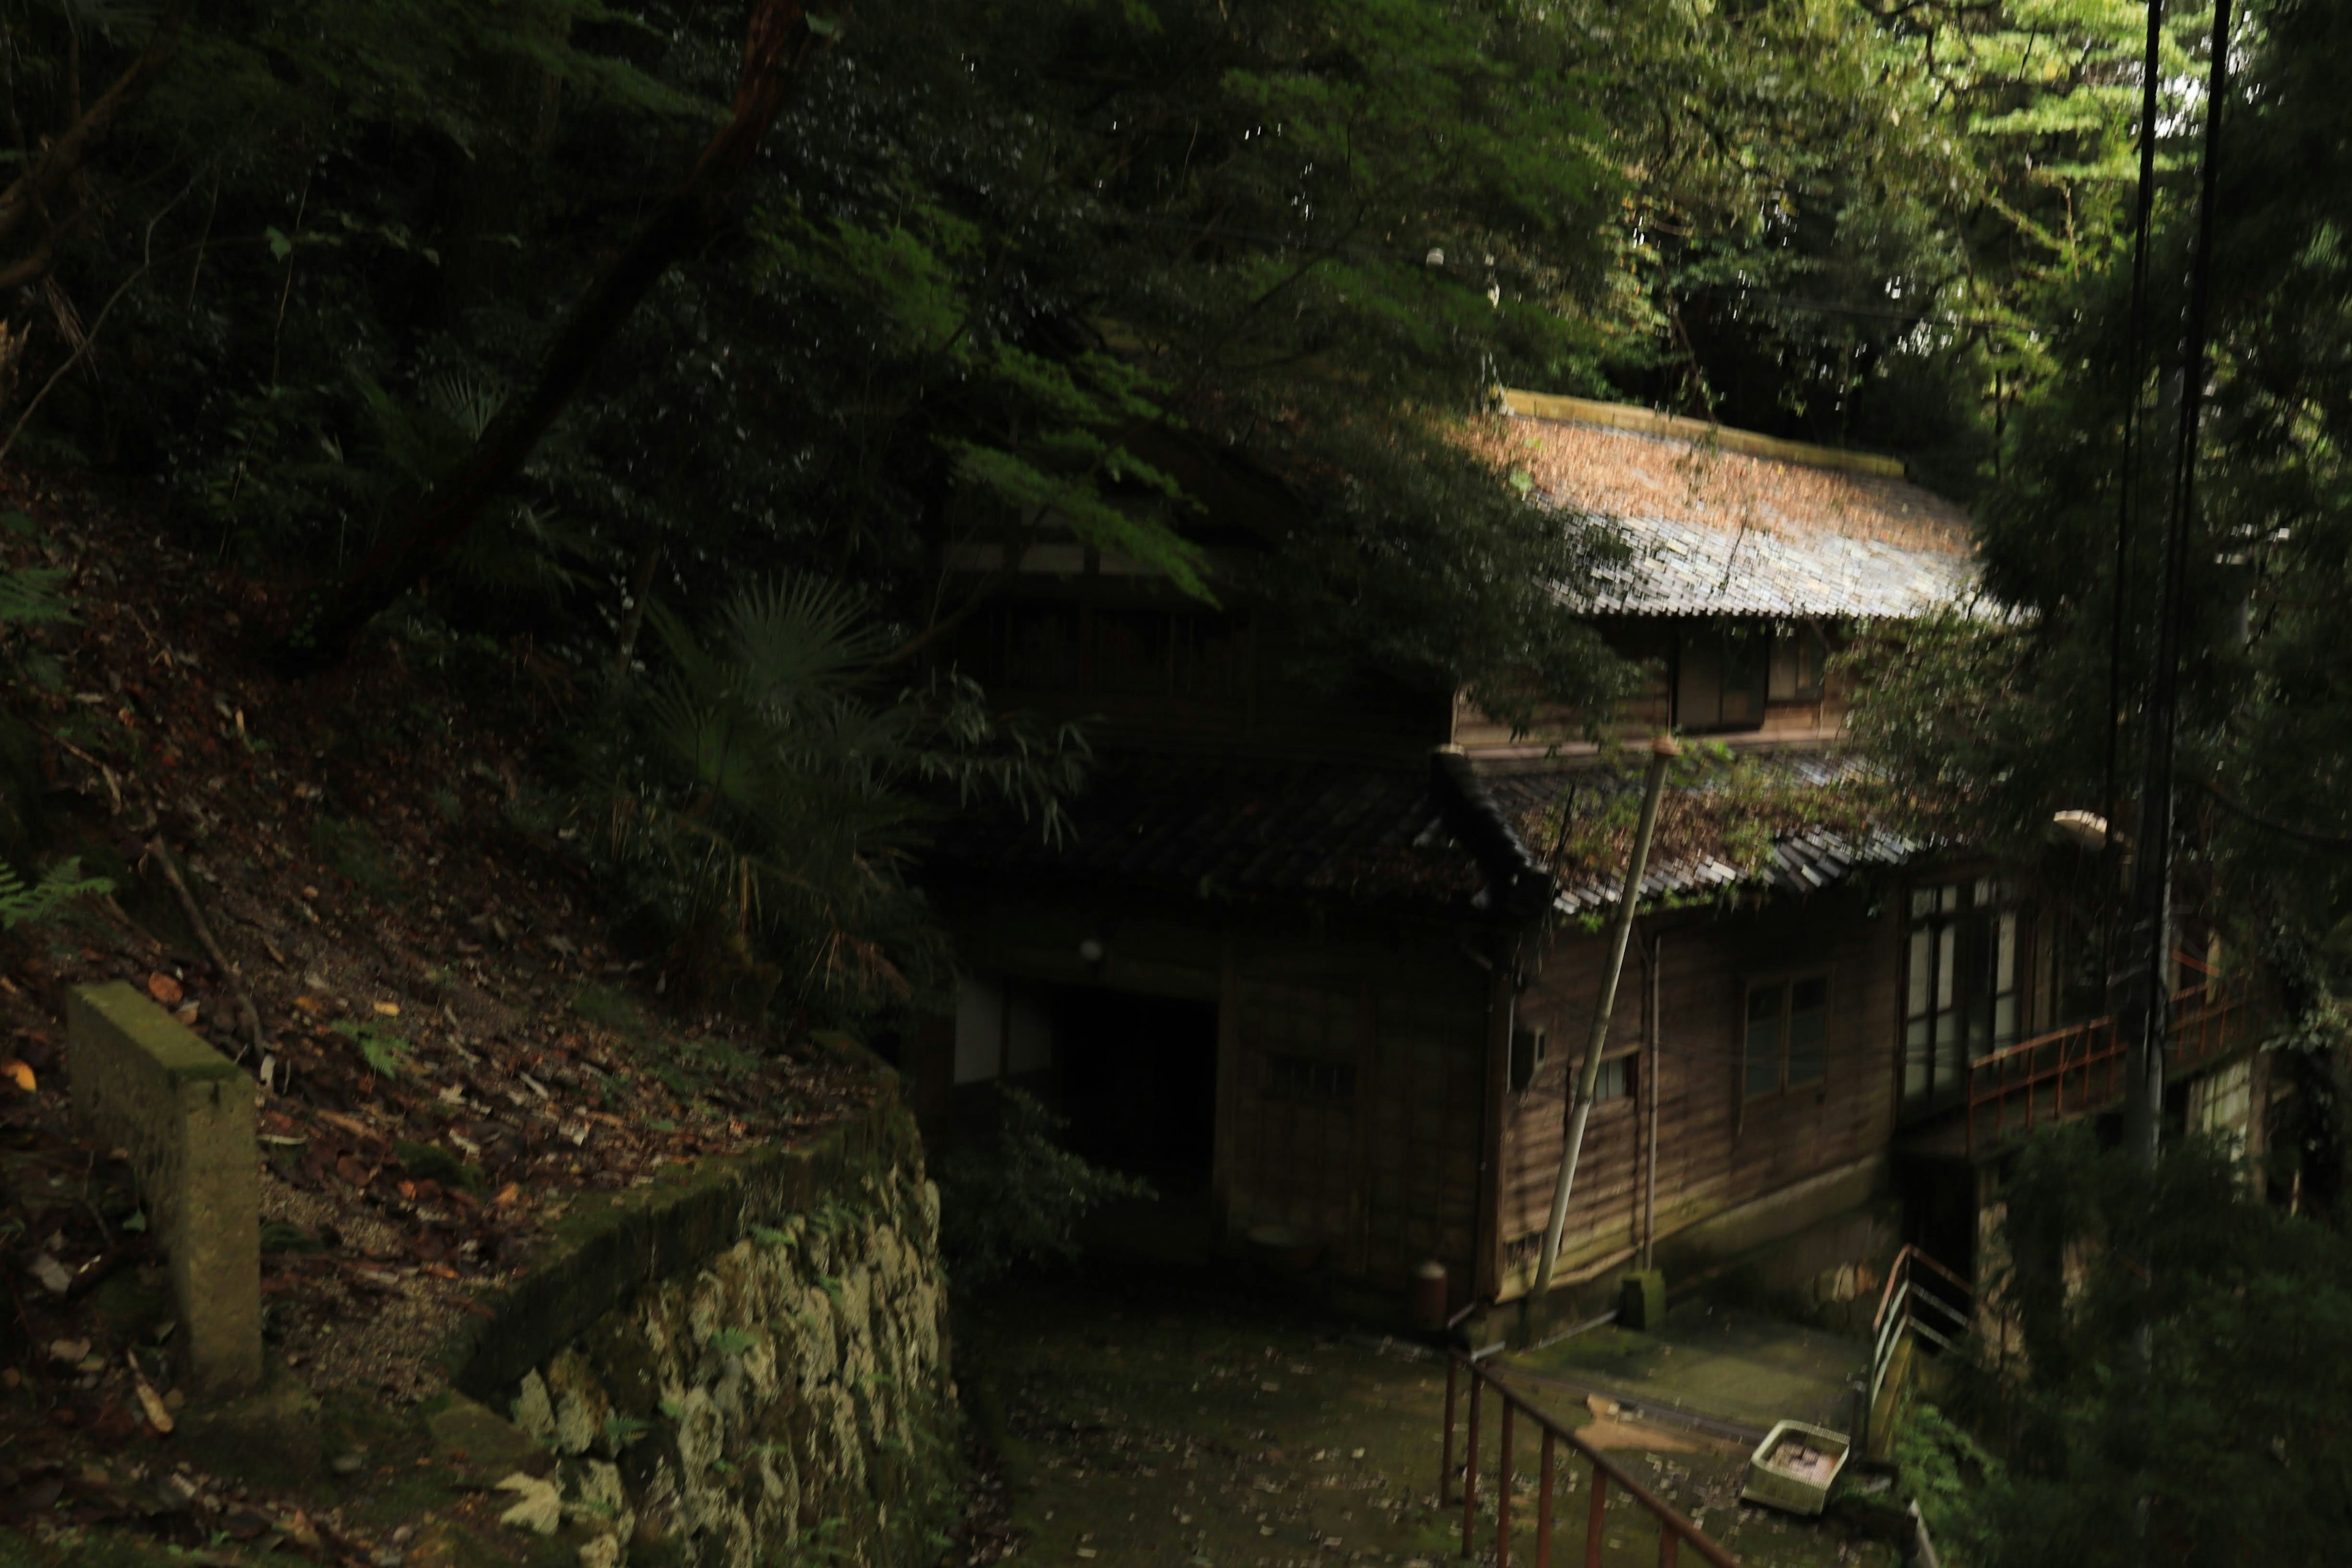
left=1497, top=387, right=1908, bottom=479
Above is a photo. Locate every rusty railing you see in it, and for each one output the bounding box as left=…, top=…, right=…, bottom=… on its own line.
left=1441, top=1352, right=1738, bottom=1567
left=2166, top=987, right=2252, bottom=1077
left=1959, top=987, right=2261, bottom=1156
left=1963, top=1016, right=2125, bottom=1157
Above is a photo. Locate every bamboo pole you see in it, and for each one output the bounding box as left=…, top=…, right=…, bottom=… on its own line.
left=1533, top=734, right=1678, bottom=1299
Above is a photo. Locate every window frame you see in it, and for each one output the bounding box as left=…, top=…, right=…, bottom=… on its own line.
left=1742, top=968, right=1834, bottom=1101
left=1900, top=875, right=2029, bottom=1118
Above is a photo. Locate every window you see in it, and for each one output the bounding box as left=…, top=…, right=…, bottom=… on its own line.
left=1744, top=974, right=1831, bottom=1097
left=1265, top=1054, right=1355, bottom=1106
left=1675, top=627, right=1768, bottom=731
left=1510, top=1025, right=1548, bottom=1091
left=1902, top=878, right=2026, bottom=1114
left=1591, top=1048, right=1636, bottom=1106
left=1766, top=627, right=1827, bottom=701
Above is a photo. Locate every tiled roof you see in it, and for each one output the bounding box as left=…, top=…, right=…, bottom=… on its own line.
left=1483, top=752, right=1916, bottom=915
left=929, top=750, right=1915, bottom=920
left=927, top=761, right=1487, bottom=914
left=1463, top=405, right=1977, bottom=619
left=1580, top=511, right=1977, bottom=619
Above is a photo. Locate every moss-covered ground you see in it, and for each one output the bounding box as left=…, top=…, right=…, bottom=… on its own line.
left=963, top=1267, right=1900, bottom=1567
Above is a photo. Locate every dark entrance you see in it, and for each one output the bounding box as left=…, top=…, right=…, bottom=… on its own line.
left=1053, top=988, right=1219, bottom=1196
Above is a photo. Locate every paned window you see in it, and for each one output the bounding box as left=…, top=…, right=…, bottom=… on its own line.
left=1744, top=974, right=1831, bottom=1097
left=1902, top=878, right=2026, bottom=1114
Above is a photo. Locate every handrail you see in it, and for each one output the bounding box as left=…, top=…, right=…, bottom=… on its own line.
left=1867, top=1246, right=1972, bottom=1435
left=1959, top=990, right=2255, bottom=1157
left=1444, top=1352, right=1740, bottom=1567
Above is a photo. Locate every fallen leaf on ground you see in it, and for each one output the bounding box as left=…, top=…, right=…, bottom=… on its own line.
left=1, top=1058, right=32, bottom=1091
left=147, top=972, right=184, bottom=1006
left=29, top=1255, right=72, bottom=1294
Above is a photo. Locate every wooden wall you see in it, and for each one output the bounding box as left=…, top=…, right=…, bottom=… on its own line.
left=1496, top=888, right=1900, bottom=1297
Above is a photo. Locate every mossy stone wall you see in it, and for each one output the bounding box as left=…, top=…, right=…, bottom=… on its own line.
left=447, top=1090, right=958, bottom=1568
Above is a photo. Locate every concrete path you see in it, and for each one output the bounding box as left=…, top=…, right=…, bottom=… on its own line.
left=1507, top=1297, right=1872, bottom=1440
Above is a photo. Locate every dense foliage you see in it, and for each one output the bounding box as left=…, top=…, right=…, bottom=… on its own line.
left=0, top=0, right=2256, bottom=1013
left=1906, top=1128, right=2352, bottom=1566
left=1852, top=0, right=2352, bottom=1020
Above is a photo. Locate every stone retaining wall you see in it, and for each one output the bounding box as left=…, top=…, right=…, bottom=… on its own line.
left=445, top=1090, right=959, bottom=1568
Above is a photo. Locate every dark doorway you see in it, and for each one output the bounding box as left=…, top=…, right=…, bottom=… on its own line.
left=1054, top=989, right=1219, bottom=1197
left=1894, top=1153, right=1977, bottom=1283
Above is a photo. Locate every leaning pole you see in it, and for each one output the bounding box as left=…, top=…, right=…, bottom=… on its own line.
left=1533, top=734, right=1679, bottom=1300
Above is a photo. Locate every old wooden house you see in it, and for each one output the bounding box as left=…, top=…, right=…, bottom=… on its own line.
left=916, top=390, right=2268, bottom=1323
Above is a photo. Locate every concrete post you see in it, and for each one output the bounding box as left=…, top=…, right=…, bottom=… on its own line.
left=67, top=981, right=262, bottom=1392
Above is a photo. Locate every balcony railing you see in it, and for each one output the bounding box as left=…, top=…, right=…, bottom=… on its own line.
left=1961, top=988, right=2256, bottom=1158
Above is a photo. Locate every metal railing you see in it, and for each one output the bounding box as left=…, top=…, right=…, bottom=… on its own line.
left=1963, top=1017, right=2125, bottom=1157
left=1866, top=1245, right=1972, bottom=1420
left=1441, top=1353, right=1739, bottom=1567
left=1961, top=989, right=2255, bottom=1157
left=2167, top=987, right=2252, bottom=1077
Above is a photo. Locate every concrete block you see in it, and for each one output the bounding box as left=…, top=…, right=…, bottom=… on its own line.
left=1618, top=1268, right=1667, bottom=1331
left=67, top=981, right=262, bottom=1392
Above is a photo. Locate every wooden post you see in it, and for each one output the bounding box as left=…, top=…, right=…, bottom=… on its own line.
left=1586, top=1468, right=1608, bottom=1567
left=1535, top=736, right=1679, bottom=1299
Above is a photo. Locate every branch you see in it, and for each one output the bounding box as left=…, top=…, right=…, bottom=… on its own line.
left=0, top=7, right=184, bottom=256
left=146, top=837, right=268, bottom=1061
left=2199, top=778, right=2352, bottom=852
left=275, top=2, right=837, bottom=674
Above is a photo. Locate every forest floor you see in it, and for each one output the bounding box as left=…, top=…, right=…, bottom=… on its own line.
left=0, top=472, right=877, bottom=1561
left=960, top=1266, right=1902, bottom=1568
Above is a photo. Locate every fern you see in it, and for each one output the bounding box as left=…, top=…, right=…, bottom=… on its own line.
left=0, top=567, right=74, bottom=627
left=330, top=1020, right=409, bottom=1079
left=0, top=856, right=111, bottom=930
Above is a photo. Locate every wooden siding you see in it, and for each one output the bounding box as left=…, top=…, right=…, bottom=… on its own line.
left=1497, top=891, right=1900, bottom=1297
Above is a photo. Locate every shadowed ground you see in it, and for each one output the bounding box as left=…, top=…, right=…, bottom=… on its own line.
left=960, top=1267, right=1896, bottom=1567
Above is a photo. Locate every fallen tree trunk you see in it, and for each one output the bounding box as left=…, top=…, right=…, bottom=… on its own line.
left=275, top=1, right=833, bottom=675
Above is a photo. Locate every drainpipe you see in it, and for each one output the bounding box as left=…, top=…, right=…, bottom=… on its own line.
left=1534, top=735, right=1679, bottom=1300
left=1642, top=925, right=1665, bottom=1271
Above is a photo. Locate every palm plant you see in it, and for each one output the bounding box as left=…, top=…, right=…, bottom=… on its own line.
left=604, top=572, right=1084, bottom=1017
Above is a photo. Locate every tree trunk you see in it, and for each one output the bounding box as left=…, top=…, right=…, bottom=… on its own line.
left=274, top=1, right=829, bottom=675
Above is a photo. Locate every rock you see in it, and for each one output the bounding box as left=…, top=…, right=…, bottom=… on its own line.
left=330, top=1451, right=364, bottom=1476
left=426, top=1390, right=552, bottom=1480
